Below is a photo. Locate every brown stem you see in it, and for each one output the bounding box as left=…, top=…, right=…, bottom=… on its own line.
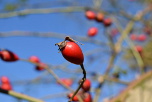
left=69, top=64, right=86, bottom=102
left=0, top=88, right=44, bottom=102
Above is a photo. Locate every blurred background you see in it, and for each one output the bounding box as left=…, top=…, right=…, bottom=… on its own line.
left=0, top=0, right=152, bottom=102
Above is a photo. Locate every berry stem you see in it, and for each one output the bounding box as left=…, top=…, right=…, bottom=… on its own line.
left=0, top=88, right=44, bottom=102
left=69, top=64, right=86, bottom=102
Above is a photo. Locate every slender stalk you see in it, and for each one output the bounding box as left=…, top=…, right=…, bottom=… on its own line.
left=0, top=88, right=44, bottom=102
left=69, top=64, right=86, bottom=102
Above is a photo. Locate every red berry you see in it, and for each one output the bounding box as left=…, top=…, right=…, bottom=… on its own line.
left=35, top=63, right=46, bottom=71
left=95, top=13, right=104, bottom=22
left=130, top=34, right=137, bottom=40
left=0, top=50, right=19, bottom=62
left=1, top=76, right=10, bottom=84
left=83, top=92, right=92, bottom=102
left=67, top=93, right=78, bottom=101
left=85, top=10, right=96, bottom=20
left=82, top=79, right=91, bottom=92
left=137, top=34, right=146, bottom=41
left=58, top=78, right=73, bottom=86
left=135, top=45, right=143, bottom=53
left=103, top=18, right=112, bottom=27
left=61, top=42, right=84, bottom=65
left=29, top=56, right=40, bottom=63
left=111, top=29, right=119, bottom=37
left=88, top=27, right=98, bottom=37
left=1, top=83, right=12, bottom=90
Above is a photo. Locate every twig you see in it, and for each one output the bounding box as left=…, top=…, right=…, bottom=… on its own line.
left=109, top=70, right=152, bottom=102
left=0, top=88, right=44, bottom=102
left=0, top=31, right=105, bottom=46
left=69, top=64, right=86, bottom=102
left=0, top=6, right=86, bottom=18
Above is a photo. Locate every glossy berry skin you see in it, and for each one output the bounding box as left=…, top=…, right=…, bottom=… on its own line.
left=0, top=50, right=19, bottom=62
left=35, top=63, right=46, bottom=71
left=29, top=56, right=40, bottom=63
left=1, top=76, right=10, bottom=84
left=103, top=18, right=112, bottom=27
left=67, top=93, right=78, bottom=101
left=82, top=79, right=91, bottom=92
left=95, top=13, right=104, bottom=22
left=135, top=45, right=143, bottom=53
left=130, top=34, right=137, bottom=40
left=83, top=92, right=92, bottom=102
left=1, top=83, right=12, bottom=90
left=88, top=27, right=98, bottom=37
left=58, top=78, right=73, bottom=86
left=85, top=10, right=96, bottom=20
left=61, top=42, right=84, bottom=65
left=137, top=34, right=146, bottom=41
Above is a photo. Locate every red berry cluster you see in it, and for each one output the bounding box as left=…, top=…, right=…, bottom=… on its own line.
left=135, top=45, right=143, bottom=54
left=130, top=34, right=147, bottom=41
left=29, top=56, right=47, bottom=71
left=67, top=79, right=92, bottom=102
left=85, top=10, right=112, bottom=37
left=0, top=76, right=12, bottom=90
left=129, top=34, right=147, bottom=55
left=0, top=49, right=19, bottom=62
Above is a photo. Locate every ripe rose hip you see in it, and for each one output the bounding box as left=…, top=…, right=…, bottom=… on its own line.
left=67, top=93, right=78, bottom=101
left=0, top=50, right=19, bottom=62
left=60, top=41, right=84, bottom=65
left=35, top=63, right=46, bottom=71
left=137, top=34, right=146, bottom=41
left=1, top=83, right=12, bottom=90
left=83, top=92, right=92, bottom=102
left=103, top=18, right=112, bottom=27
left=135, top=45, right=143, bottom=53
left=29, top=56, right=40, bottom=63
left=130, top=34, right=137, bottom=40
left=1, top=76, right=10, bottom=84
left=85, top=10, right=96, bottom=20
left=95, top=12, right=104, bottom=22
left=58, top=78, right=73, bottom=86
left=82, top=79, right=91, bottom=92
left=88, top=27, right=98, bottom=37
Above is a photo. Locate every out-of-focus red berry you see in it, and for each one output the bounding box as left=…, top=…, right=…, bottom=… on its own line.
left=57, top=78, right=73, bottom=86
left=137, top=34, right=147, bottom=41
left=87, top=27, right=98, bottom=37
left=85, top=11, right=96, bottom=20
left=67, top=93, right=79, bottom=101
left=1, top=76, right=10, bottom=84
left=0, top=50, right=19, bottom=62
left=130, top=34, right=137, bottom=40
left=82, top=79, right=91, bottom=92
left=103, top=18, right=112, bottom=27
left=1, top=83, right=12, bottom=90
left=111, top=29, right=119, bottom=37
left=95, top=13, right=104, bottom=22
left=83, top=92, right=92, bottom=102
left=135, top=45, right=143, bottom=53
left=29, top=56, right=40, bottom=63
left=35, top=63, right=47, bottom=71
